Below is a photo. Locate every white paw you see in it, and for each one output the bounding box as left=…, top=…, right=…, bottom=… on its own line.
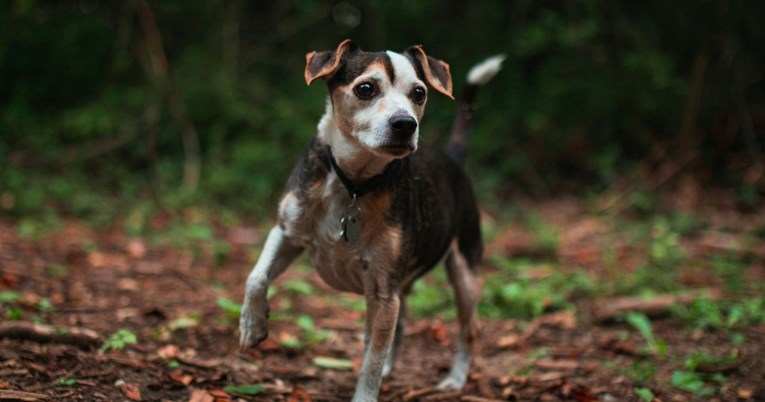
left=238, top=311, right=268, bottom=350
left=435, top=375, right=466, bottom=391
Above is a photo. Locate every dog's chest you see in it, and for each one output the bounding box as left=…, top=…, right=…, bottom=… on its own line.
left=278, top=176, right=402, bottom=294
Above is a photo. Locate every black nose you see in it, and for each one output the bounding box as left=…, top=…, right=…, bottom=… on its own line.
left=389, top=115, right=417, bottom=136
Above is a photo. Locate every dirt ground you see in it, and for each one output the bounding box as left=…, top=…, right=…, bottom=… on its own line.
left=1, top=199, right=764, bottom=402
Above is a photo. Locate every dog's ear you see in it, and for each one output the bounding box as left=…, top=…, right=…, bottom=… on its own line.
left=404, top=45, right=453, bottom=99
left=305, top=39, right=357, bottom=85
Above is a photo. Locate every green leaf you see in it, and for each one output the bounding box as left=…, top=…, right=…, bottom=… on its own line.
left=57, top=378, right=78, bottom=387
left=671, top=370, right=715, bottom=396
left=634, top=387, right=655, bottom=402
left=282, top=279, right=314, bottom=296
left=312, top=356, right=353, bottom=370
left=217, top=297, right=242, bottom=317
left=625, top=311, right=663, bottom=356
left=0, top=291, right=22, bottom=304
left=224, top=384, right=264, bottom=395
left=100, top=328, right=137, bottom=352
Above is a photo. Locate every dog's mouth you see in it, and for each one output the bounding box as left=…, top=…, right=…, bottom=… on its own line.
left=380, top=143, right=416, bottom=157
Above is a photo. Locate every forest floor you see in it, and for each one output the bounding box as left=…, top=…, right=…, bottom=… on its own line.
left=1, top=195, right=764, bottom=402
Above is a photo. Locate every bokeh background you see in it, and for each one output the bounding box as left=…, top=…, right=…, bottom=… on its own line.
left=2, top=0, right=764, bottom=221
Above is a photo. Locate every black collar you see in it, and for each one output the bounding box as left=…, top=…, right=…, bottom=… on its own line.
left=327, top=147, right=399, bottom=199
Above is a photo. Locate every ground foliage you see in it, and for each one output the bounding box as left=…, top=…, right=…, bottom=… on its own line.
left=1, top=196, right=764, bottom=401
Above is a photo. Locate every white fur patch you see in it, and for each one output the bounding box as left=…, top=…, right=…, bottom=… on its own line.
left=467, top=54, right=505, bottom=86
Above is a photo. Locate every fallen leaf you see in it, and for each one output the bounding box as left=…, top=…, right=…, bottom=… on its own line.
left=157, top=344, right=180, bottom=359
left=287, top=385, right=312, bottom=402
left=170, top=369, right=194, bottom=386
left=535, top=372, right=566, bottom=383
left=312, top=356, right=353, bottom=370
left=208, top=389, right=231, bottom=402
left=497, top=334, right=520, bottom=348
left=188, top=389, right=214, bottom=402
left=428, top=321, right=449, bottom=345
left=738, top=388, right=753, bottom=400
left=558, top=380, right=598, bottom=402
left=115, top=380, right=142, bottom=401
left=223, top=384, right=264, bottom=396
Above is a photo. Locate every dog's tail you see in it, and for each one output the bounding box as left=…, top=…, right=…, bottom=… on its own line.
left=444, top=54, right=505, bottom=166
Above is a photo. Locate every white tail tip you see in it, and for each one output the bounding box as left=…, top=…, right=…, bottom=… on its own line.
left=466, top=54, right=506, bottom=86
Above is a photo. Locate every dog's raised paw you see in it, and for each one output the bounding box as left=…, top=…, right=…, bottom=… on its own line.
left=435, top=375, right=467, bottom=391
left=238, top=317, right=268, bottom=350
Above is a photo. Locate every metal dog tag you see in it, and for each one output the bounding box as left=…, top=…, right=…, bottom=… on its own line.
left=339, top=202, right=362, bottom=244
left=340, top=214, right=362, bottom=243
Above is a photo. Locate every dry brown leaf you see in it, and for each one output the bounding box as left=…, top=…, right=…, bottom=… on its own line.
left=169, top=369, right=194, bottom=386
left=188, top=389, right=214, bottom=402
left=208, top=389, right=231, bottom=402
left=116, top=380, right=142, bottom=401
left=287, top=385, right=312, bottom=402
left=157, top=344, right=180, bottom=359
left=738, top=388, right=753, bottom=400
left=534, top=371, right=566, bottom=383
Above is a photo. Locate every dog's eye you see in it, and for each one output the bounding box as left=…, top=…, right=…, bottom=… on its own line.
left=412, top=87, right=427, bottom=104
left=354, top=82, right=376, bottom=100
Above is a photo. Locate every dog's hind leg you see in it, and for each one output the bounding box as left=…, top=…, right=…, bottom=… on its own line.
left=436, top=241, right=481, bottom=390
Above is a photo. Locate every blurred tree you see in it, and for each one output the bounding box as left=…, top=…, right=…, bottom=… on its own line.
left=0, top=0, right=763, bottom=218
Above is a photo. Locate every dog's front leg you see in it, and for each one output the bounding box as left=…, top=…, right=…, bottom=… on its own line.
left=239, top=226, right=303, bottom=349
left=353, top=269, right=400, bottom=402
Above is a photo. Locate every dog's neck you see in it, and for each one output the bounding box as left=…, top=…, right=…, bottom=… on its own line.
left=317, top=100, right=396, bottom=182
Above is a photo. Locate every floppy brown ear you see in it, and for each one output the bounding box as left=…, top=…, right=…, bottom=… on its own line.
left=405, top=45, right=453, bottom=99
left=305, top=39, right=357, bottom=85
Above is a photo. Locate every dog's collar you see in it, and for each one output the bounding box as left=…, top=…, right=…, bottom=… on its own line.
left=327, top=146, right=398, bottom=199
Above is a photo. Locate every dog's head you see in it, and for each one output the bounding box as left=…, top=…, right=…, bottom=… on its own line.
left=306, top=40, right=453, bottom=158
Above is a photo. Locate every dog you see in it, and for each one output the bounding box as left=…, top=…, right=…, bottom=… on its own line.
left=239, top=39, right=503, bottom=401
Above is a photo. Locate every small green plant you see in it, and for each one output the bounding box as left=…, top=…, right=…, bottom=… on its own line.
left=217, top=297, right=242, bottom=318
left=524, top=213, right=559, bottom=255
left=6, top=306, right=23, bottom=320
left=634, top=386, right=655, bottom=402
left=625, top=312, right=666, bottom=357
left=672, top=297, right=765, bottom=331
left=683, top=351, right=737, bottom=372
left=295, top=314, right=329, bottom=343
left=100, top=329, right=137, bottom=352
left=46, top=264, right=69, bottom=277
left=57, top=378, right=78, bottom=387
left=0, top=290, right=21, bottom=304
left=625, top=360, right=658, bottom=382
left=671, top=370, right=721, bottom=396
left=37, top=297, right=54, bottom=313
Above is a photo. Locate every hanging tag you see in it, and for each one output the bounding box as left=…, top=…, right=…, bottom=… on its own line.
left=339, top=197, right=362, bottom=243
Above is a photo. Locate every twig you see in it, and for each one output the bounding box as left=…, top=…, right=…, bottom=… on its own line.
left=0, top=322, right=102, bottom=349
left=0, top=390, right=49, bottom=401
left=593, top=290, right=722, bottom=323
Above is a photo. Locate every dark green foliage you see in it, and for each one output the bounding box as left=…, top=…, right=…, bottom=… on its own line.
left=1, top=0, right=763, bottom=219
